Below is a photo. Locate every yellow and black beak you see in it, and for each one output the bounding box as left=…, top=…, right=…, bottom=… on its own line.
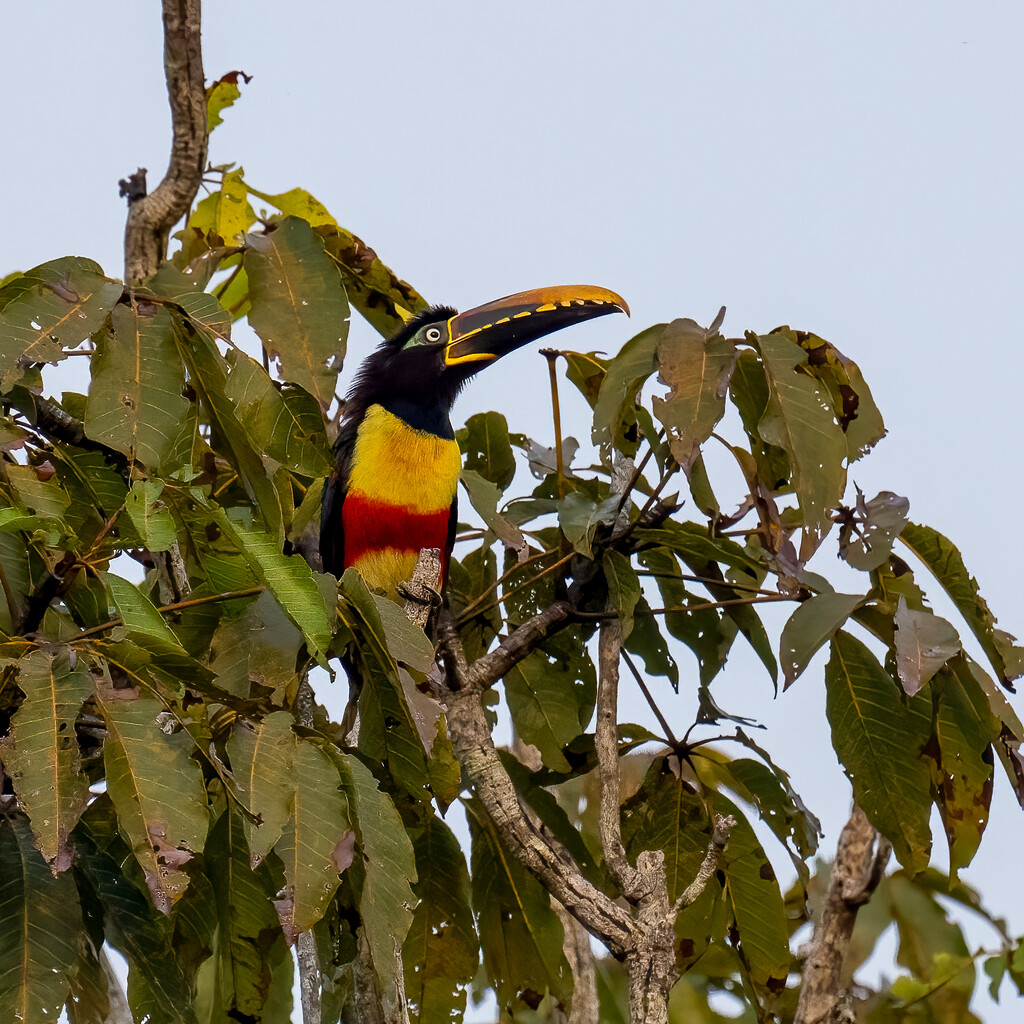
left=444, top=284, right=629, bottom=369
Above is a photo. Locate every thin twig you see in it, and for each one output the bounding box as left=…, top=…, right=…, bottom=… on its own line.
left=455, top=551, right=574, bottom=626
left=573, top=592, right=794, bottom=621
left=620, top=649, right=678, bottom=748
left=671, top=814, right=735, bottom=914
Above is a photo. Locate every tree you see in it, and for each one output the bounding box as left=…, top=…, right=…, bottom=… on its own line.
left=0, top=4, right=1022, bottom=1023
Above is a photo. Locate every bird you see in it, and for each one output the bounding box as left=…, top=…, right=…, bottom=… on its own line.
left=320, top=284, right=629, bottom=598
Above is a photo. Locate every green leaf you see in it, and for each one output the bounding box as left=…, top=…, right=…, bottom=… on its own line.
left=562, top=350, right=609, bottom=409
left=826, top=631, right=933, bottom=872
left=338, top=752, right=417, bottom=1015
left=791, top=329, right=886, bottom=461
left=592, top=324, right=665, bottom=452
left=85, top=302, right=193, bottom=471
left=459, top=410, right=517, bottom=491
left=189, top=167, right=256, bottom=245
left=603, top=548, right=641, bottom=640
left=272, top=737, right=352, bottom=937
left=224, top=349, right=332, bottom=477
left=340, top=568, right=432, bottom=800
left=931, top=657, right=995, bottom=876
left=623, top=596, right=679, bottom=689
left=894, top=597, right=961, bottom=696
left=0, top=817, right=81, bottom=1020
left=217, top=509, right=334, bottom=662
left=729, top=349, right=791, bottom=491
left=206, top=70, right=249, bottom=131
left=403, top=816, right=479, bottom=1024
left=460, top=469, right=526, bottom=550
left=755, top=331, right=847, bottom=560
left=244, top=216, right=350, bottom=408
left=226, top=710, right=297, bottom=867
left=504, top=642, right=594, bottom=773
left=0, top=647, right=93, bottom=868
left=95, top=685, right=210, bottom=911
left=104, top=572, right=189, bottom=660
left=146, top=262, right=232, bottom=342
left=901, top=521, right=1024, bottom=689
left=467, top=796, right=572, bottom=1012
left=0, top=256, right=121, bottom=391
left=74, top=801, right=196, bottom=1024
left=779, top=592, right=863, bottom=690
left=716, top=795, right=791, bottom=996
left=652, top=317, right=736, bottom=473
left=124, top=480, right=177, bottom=552
left=557, top=491, right=620, bottom=558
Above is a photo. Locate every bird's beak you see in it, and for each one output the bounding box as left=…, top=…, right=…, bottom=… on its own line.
left=444, top=285, right=629, bottom=368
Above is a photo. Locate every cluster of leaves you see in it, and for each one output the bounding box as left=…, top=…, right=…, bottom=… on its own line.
left=0, top=77, right=1021, bottom=1024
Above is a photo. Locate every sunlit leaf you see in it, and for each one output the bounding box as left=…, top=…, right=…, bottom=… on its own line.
left=206, top=70, right=250, bottom=131
left=0, top=647, right=93, bottom=869
left=190, top=167, right=256, bottom=245
left=245, top=216, right=349, bottom=408
left=826, top=631, right=932, bottom=872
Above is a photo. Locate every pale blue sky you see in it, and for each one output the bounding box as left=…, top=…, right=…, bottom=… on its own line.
left=5, top=2, right=1024, bottom=1019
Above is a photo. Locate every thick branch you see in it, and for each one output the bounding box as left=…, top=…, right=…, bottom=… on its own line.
left=123, top=0, right=208, bottom=285
left=438, top=611, right=634, bottom=957
left=795, top=804, right=889, bottom=1024
left=465, top=600, right=572, bottom=689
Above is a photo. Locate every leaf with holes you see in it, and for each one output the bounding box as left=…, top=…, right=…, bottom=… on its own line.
left=245, top=216, right=349, bottom=408
left=894, top=597, right=961, bottom=696
left=0, top=647, right=93, bottom=870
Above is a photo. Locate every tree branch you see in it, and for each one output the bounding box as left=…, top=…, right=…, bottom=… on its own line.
left=672, top=813, right=735, bottom=915
left=123, top=0, right=208, bottom=285
left=437, top=610, right=635, bottom=957
left=795, top=804, right=889, bottom=1024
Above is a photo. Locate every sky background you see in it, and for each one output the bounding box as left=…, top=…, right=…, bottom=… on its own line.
left=4, top=2, right=1024, bottom=1020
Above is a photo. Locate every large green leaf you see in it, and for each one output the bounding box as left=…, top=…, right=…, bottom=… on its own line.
left=459, top=410, right=517, bottom=490
left=900, top=521, right=1024, bottom=689
left=0, top=647, right=93, bottom=869
left=603, top=549, right=641, bottom=641
left=403, top=815, right=479, bottom=1024
left=729, top=348, right=791, bottom=491
left=74, top=802, right=195, bottom=1024
left=104, top=572, right=190, bottom=662
left=95, top=686, right=210, bottom=911
left=217, top=509, right=334, bottom=662
left=206, top=805, right=287, bottom=1021
left=339, top=752, right=417, bottom=1015
left=244, top=216, right=349, bottom=408
left=226, top=710, right=297, bottom=867
left=652, top=317, right=736, bottom=473
left=716, top=794, right=791, bottom=996
left=825, top=631, right=933, bottom=872
left=124, top=479, right=177, bottom=552
left=272, top=737, right=352, bottom=937
left=931, top=656, right=995, bottom=877
left=224, top=350, right=332, bottom=477
left=466, top=796, right=572, bottom=1013
left=85, top=302, right=193, bottom=471
left=592, top=323, right=665, bottom=452
left=755, top=332, right=847, bottom=561
left=0, top=256, right=121, bottom=391
left=779, top=592, right=863, bottom=690
left=0, top=817, right=81, bottom=1020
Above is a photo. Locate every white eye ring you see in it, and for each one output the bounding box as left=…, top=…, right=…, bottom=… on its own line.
left=425, top=326, right=442, bottom=343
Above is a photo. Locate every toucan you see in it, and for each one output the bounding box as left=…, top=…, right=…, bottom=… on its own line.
left=320, top=284, right=629, bottom=597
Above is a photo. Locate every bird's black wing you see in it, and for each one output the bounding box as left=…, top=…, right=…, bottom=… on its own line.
left=321, top=418, right=358, bottom=578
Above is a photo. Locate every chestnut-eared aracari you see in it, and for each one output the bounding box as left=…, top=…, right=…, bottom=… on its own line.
left=320, top=285, right=629, bottom=597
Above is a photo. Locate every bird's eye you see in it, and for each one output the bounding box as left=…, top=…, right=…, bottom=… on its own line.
left=425, top=326, right=442, bottom=343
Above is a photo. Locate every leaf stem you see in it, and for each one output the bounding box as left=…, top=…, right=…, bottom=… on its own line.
left=541, top=349, right=566, bottom=498
left=620, top=648, right=678, bottom=748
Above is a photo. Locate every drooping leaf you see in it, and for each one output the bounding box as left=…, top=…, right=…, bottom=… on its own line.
left=0, top=647, right=93, bottom=869
left=272, top=736, right=352, bottom=939
left=217, top=508, right=334, bottom=662
left=459, top=410, right=517, bottom=491
left=85, top=302, right=193, bottom=471
left=592, top=323, right=665, bottom=452
left=0, top=256, right=121, bottom=392
left=652, top=317, right=737, bottom=473
left=562, top=350, right=609, bottom=409
left=460, top=469, right=526, bottom=551
left=825, top=631, right=933, bottom=873
left=124, top=479, right=177, bottom=552
left=338, top=752, right=417, bottom=1016
left=602, top=548, right=641, bottom=641
left=623, top=595, right=679, bottom=689
left=894, top=597, right=961, bottom=696
left=901, top=521, right=1024, bottom=690
left=779, top=592, right=863, bottom=690
left=95, top=685, right=210, bottom=911
left=755, top=331, right=848, bottom=561
left=226, top=710, right=296, bottom=867
left=244, top=216, right=349, bottom=408
left=403, top=815, right=479, bottom=1024
left=224, top=349, right=332, bottom=477
left=0, top=817, right=81, bottom=1020
left=729, top=348, right=791, bottom=491
left=466, top=796, right=572, bottom=1013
